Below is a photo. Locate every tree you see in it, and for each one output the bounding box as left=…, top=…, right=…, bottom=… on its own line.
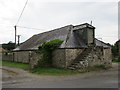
left=2, top=41, right=15, bottom=51
left=111, top=42, right=119, bottom=58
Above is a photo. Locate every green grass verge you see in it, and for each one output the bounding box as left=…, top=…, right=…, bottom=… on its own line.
left=30, top=67, right=79, bottom=76
left=112, top=58, right=120, bottom=62
left=0, top=60, right=2, bottom=66
left=1, top=60, right=79, bottom=76
left=1, top=60, right=29, bottom=70
left=1, top=60, right=110, bottom=76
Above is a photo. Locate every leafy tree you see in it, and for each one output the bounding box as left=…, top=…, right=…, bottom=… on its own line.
left=2, top=41, right=15, bottom=51
left=111, top=42, right=119, bottom=58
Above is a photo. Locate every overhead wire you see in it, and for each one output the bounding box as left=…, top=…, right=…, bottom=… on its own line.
left=16, top=26, right=45, bottom=30
left=15, top=0, right=45, bottom=31
left=15, top=0, right=116, bottom=40
left=16, top=0, right=28, bottom=25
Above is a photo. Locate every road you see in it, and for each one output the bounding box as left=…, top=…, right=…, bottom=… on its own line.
left=1, top=63, right=119, bottom=88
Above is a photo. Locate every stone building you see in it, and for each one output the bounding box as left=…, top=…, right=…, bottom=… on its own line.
left=116, top=40, right=120, bottom=59
left=13, top=23, right=112, bottom=69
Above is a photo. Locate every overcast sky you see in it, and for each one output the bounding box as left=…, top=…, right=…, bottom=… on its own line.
left=0, top=0, right=119, bottom=44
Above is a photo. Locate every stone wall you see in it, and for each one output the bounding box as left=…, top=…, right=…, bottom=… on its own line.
left=78, top=47, right=112, bottom=68
left=80, top=47, right=112, bottom=68
left=52, top=49, right=66, bottom=68
left=2, top=52, right=13, bottom=61
left=65, top=49, right=84, bottom=67
left=29, top=52, right=43, bottom=69
left=67, top=46, right=112, bottom=70
left=28, top=47, right=112, bottom=69
left=23, top=49, right=82, bottom=69
left=86, top=46, right=104, bottom=67
left=10, top=47, right=112, bottom=69
left=103, top=48, right=112, bottom=66
left=13, top=51, right=30, bottom=63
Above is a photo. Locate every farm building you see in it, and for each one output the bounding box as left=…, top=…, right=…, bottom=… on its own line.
left=10, top=23, right=112, bottom=69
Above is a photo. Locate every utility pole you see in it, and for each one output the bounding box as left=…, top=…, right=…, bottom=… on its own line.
left=91, top=21, right=92, bottom=25
left=17, top=35, right=21, bottom=46
left=14, top=25, right=17, bottom=47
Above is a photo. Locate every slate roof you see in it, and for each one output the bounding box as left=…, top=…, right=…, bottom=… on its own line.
left=14, top=23, right=110, bottom=51
left=95, top=39, right=111, bottom=48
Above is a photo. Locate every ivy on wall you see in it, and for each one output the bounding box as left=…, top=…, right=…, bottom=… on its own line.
left=37, top=39, right=63, bottom=67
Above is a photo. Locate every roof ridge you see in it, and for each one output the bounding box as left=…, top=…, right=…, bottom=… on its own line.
left=34, top=25, right=73, bottom=36
left=64, top=26, right=73, bottom=47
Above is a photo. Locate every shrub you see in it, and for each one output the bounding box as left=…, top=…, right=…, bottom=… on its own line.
left=38, top=39, right=63, bottom=51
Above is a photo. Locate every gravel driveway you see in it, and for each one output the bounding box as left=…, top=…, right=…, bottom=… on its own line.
left=1, top=63, right=119, bottom=88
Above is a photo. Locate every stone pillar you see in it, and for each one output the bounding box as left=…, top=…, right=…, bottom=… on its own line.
left=29, top=52, right=43, bottom=69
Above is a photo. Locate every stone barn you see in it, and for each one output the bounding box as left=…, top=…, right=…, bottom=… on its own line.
left=13, top=23, right=112, bottom=69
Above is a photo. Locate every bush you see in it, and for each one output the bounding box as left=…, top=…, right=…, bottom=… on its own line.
left=38, top=39, right=63, bottom=51
left=37, top=39, right=63, bottom=66
left=111, top=43, right=119, bottom=58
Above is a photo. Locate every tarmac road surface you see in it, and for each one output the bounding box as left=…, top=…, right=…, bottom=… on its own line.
left=1, top=63, right=119, bottom=88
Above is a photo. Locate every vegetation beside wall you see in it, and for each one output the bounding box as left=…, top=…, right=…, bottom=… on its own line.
left=1, top=60, right=79, bottom=76
left=2, top=61, right=112, bottom=76
left=112, top=58, right=120, bottom=62
left=37, top=39, right=63, bottom=67
left=30, top=67, right=79, bottom=76
left=0, top=60, right=2, bottom=66
left=1, top=60, right=29, bottom=70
